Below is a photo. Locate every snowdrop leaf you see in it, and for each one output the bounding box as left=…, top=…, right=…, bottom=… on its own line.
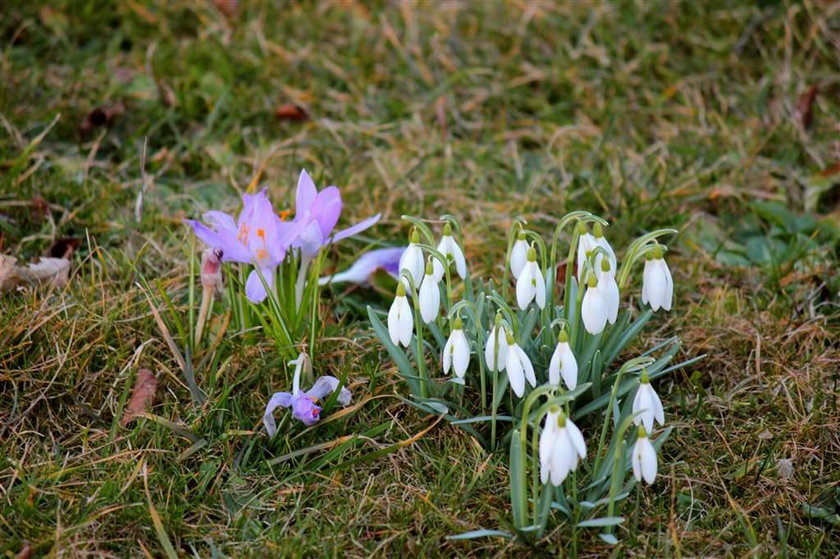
left=446, top=529, right=513, bottom=540
left=577, top=516, right=625, bottom=528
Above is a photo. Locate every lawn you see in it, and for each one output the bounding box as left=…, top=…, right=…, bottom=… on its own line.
left=1, top=1, right=839, bottom=556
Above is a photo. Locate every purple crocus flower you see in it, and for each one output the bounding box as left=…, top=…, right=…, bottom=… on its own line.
left=185, top=189, right=302, bottom=304
left=318, top=247, right=405, bottom=286
left=263, top=353, right=352, bottom=436
left=291, top=169, right=381, bottom=257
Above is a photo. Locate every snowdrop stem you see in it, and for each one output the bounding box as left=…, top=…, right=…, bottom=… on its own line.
left=605, top=438, right=627, bottom=535
left=616, top=228, right=678, bottom=290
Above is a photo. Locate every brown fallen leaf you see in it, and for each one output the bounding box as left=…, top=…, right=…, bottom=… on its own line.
left=80, top=102, right=126, bottom=133
left=0, top=255, right=70, bottom=291
left=31, top=195, right=49, bottom=223
left=122, top=368, right=158, bottom=426
left=14, top=542, right=32, bottom=559
left=796, top=84, right=819, bottom=131
left=49, top=237, right=81, bottom=259
left=214, top=0, right=239, bottom=18
left=275, top=103, right=308, bottom=122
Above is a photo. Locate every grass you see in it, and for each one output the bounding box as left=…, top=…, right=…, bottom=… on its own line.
left=1, top=0, right=839, bottom=556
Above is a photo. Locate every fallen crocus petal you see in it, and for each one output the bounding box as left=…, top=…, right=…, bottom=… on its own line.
left=263, top=355, right=353, bottom=436
left=318, top=247, right=405, bottom=286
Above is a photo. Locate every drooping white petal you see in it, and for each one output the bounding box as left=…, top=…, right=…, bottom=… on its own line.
left=581, top=284, right=608, bottom=334
left=387, top=296, right=403, bottom=346
left=397, top=297, right=413, bottom=346
left=452, top=330, right=470, bottom=378
left=576, top=233, right=597, bottom=283
left=484, top=326, right=509, bottom=372
left=505, top=345, right=526, bottom=397
left=399, top=244, right=425, bottom=288
left=633, top=435, right=658, bottom=485
left=442, top=336, right=453, bottom=375
left=539, top=412, right=558, bottom=484
left=510, top=239, right=529, bottom=279
left=599, top=269, right=620, bottom=324
left=548, top=341, right=579, bottom=389
left=418, top=273, right=440, bottom=324
left=650, top=384, right=665, bottom=426
left=641, top=259, right=653, bottom=305
left=658, top=259, right=673, bottom=311
left=632, top=385, right=655, bottom=433
left=448, top=237, right=467, bottom=278
left=433, top=235, right=467, bottom=281
left=534, top=266, right=546, bottom=309
left=594, top=235, right=617, bottom=275
left=515, top=262, right=536, bottom=310
left=564, top=418, right=587, bottom=459
left=548, top=346, right=562, bottom=387
left=517, top=346, right=537, bottom=387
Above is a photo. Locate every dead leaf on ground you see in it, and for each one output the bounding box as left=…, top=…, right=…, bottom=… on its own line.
left=31, top=195, right=49, bottom=223
left=80, top=102, right=126, bottom=133
left=275, top=103, right=308, bottom=122
left=14, top=542, right=32, bottom=559
left=49, top=237, right=81, bottom=259
left=214, top=0, right=239, bottom=18
left=122, top=368, right=158, bottom=427
left=796, top=84, right=819, bottom=131
left=0, top=255, right=71, bottom=291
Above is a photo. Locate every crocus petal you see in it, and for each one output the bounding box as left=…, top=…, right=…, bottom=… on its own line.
left=419, top=274, right=440, bottom=324
left=186, top=220, right=252, bottom=263
left=319, top=247, right=405, bottom=285
left=202, top=210, right=237, bottom=234
left=296, top=169, right=318, bottom=213
left=263, top=391, right=293, bottom=437
left=311, top=186, right=342, bottom=239
left=305, top=375, right=350, bottom=404
left=510, top=240, right=528, bottom=279
left=291, top=394, right=321, bottom=425
left=245, top=266, right=275, bottom=303
left=331, top=213, right=381, bottom=243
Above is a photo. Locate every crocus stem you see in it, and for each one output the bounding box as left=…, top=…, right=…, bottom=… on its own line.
left=295, top=253, right=312, bottom=311
left=194, top=287, right=213, bottom=348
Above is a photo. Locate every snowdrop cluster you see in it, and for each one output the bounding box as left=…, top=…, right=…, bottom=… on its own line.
left=373, top=212, right=684, bottom=540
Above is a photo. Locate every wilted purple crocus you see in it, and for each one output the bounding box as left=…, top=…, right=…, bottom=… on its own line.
left=185, top=189, right=302, bottom=304
left=263, top=353, right=352, bottom=436
left=318, top=247, right=405, bottom=286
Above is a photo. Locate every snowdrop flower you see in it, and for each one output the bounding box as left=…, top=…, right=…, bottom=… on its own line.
left=509, top=229, right=529, bottom=279
left=548, top=330, right=578, bottom=389
left=418, top=260, right=440, bottom=324
left=632, top=426, right=658, bottom=485
left=399, top=229, right=425, bottom=290
left=581, top=274, right=608, bottom=335
left=598, top=259, right=620, bottom=325
left=505, top=333, right=536, bottom=398
left=186, top=189, right=302, bottom=303
left=263, top=353, right=352, bottom=436
left=515, top=247, right=546, bottom=310
left=432, top=223, right=467, bottom=281
left=632, top=369, right=664, bottom=433
left=484, top=315, right=509, bottom=372
left=591, top=223, right=617, bottom=275
left=318, top=247, right=405, bottom=286
left=576, top=222, right=616, bottom=283
left=387, top=283, right=413, bottom=346
left=442, top=316, right=470, bottom=379
left=642, top=245, right=673, bottom=311
left=539, top=409, right=587, bottom=486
